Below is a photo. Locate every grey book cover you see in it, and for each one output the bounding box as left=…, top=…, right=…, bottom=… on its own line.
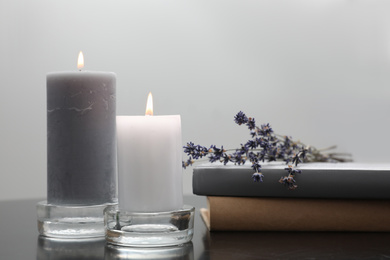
left=192, top=162, right=390, bottom=199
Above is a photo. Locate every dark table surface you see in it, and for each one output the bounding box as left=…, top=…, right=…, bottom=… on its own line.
left=1, top=196, right=390, bottom=260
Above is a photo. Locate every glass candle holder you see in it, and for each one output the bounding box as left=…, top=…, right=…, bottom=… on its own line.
left=104, top=204, right=195, bottom=247
left=37, top=201, right=117, bottom=238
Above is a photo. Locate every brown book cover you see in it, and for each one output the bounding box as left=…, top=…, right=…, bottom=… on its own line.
left=201, top=196, right=390, bottom=231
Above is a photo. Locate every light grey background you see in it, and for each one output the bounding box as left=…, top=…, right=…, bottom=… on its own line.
left=1, top=0, right=389, bottom=201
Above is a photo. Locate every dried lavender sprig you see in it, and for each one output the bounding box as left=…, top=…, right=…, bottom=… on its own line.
left=273, top=136, right=352, bottom=163
left=234, top=112, right=308, bottom=187
left=183, top=111, right=352, bottom=189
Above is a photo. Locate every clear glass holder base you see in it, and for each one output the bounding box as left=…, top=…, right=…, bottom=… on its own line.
left=104, top=205, right=195, bottom=247
left=37, top=200, right=117, bottom=239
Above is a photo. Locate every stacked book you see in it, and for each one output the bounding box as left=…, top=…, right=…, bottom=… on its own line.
left=193, top=162, right=390, bottom=231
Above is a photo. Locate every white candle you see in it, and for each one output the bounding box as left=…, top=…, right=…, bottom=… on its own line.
left=117, top=93, right=183, bottom=212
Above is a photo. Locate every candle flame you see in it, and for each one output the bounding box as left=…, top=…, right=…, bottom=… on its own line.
left=145, top=92, right=153, bottom=116
left=77, top=51, right=84, bottom=70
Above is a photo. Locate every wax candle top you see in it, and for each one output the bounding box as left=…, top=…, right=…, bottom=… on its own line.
left=47, top=51, right=116, bottom=77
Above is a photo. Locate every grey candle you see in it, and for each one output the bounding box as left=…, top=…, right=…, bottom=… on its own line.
left=47, top=70, right=117, bottom=205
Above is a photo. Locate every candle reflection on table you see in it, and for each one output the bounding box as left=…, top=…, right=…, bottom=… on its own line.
left=36, top=236, right=105, bottom=260
left=104, top=242, right=194, bottom=260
